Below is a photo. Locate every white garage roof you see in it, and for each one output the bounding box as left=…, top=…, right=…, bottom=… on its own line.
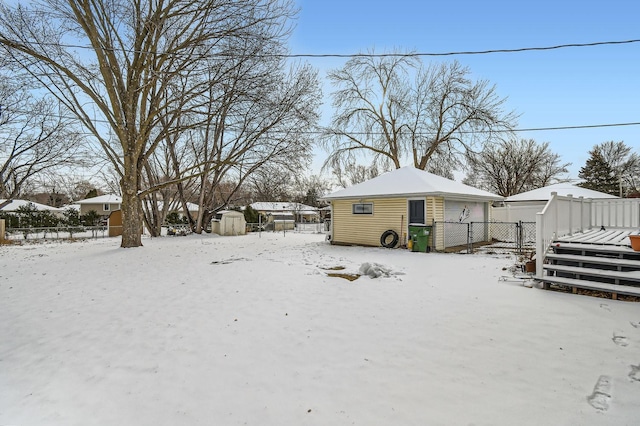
left=323, top=166, right=502, bottom=201
left=505, top=183, right=618, bottom=202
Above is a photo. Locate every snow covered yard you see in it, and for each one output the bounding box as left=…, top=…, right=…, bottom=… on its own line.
left=1, top=232, right=639, bottom=426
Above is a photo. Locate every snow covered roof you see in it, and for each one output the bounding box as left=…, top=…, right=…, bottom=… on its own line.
left=216, top=209, right=243, bottom=215
left=505, top=183, right=618, bottom=202
left=250, top=202, right=319, bottom=215
left=322, top=166, right=502, bottom=201
left=157, top=201, right=199, bottom=212
left=0, top=199, right=64, bottom=212
left=76, top=194, right=122, bottom=204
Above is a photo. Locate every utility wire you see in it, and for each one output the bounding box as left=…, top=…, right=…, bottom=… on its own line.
left=283, top=39, right=640, bottom=58
left=2, top=38, right=639, bottom=58
left=2, top=104, right=640, bottom=135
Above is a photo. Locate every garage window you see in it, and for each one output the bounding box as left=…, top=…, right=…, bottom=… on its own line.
left=352, top=203, right=373, bottom=215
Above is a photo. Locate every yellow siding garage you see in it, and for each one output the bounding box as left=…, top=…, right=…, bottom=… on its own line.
left=427, top=196, right=445, bottom=250
left=332, top=198, right=406, bottom=247
left=323, top=167, right=502, bottom=250
left=331, top=196, right=445, bottom=248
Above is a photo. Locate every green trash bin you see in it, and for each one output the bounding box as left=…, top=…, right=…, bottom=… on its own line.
left=408, top=224, right=432, bottom=253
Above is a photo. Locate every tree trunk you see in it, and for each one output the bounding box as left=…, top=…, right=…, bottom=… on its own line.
left=120, top=159, right=143, bottom=248
left=195, top=178, right=208, bottom=234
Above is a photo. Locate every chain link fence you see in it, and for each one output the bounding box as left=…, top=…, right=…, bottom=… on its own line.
left=4, top=226, right=109, bottom=241
left=433, top=221, right=536, bottom=254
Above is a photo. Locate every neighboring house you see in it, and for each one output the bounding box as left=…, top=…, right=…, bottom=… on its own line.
left=319, top=205, right=331, bottom=220
left=76, top=195, right=122, bottom=221
left=267, top=212, right=295, bottom=231
left=0, top=199, right=64, bottom=215
left=493, top=183, right=618, bottom=223
left=156, top=201, right=200, bottom=221
left=0, top=199, right=65, bottom=228
left=322, top=166, right=503, bottom=250
left=211, top=210, right=246, bottom=236
left=250, top=202, right=320, bottom=223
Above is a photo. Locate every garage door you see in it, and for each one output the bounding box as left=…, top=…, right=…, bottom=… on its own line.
left=443, top=200, right=487, bottom=248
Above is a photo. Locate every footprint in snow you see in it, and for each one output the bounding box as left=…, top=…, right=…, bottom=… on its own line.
left=612, top=331, right=629, bottom=347
left=600, top=303, right=611, bottom=312
left=587, top=375, right=612, bottom=411
left=629, top=365, right=640, bottom=382
left=631, top=321, right=640, bottom=329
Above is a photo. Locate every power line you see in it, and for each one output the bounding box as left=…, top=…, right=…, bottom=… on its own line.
left=3, top=105, right=639, bottom=135
left=2, top=38, right=639, bottom=59
left=284, top=39, right=640, bottom=58
left=511, top=122, right=640, bottom=132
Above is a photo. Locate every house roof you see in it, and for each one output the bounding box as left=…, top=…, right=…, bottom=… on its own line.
left=505, top=183, right=618, bottom=202
left=322, top=166, right=502, bottom=201
left=250, top=202, right=319, bottom=215
left=0, top=199, right=64, bottom=212
left=157, top=201, right=199, bottom=212
left=76, top=194, right=122, bottom=204
left=216, top=210, right=244, bottom=216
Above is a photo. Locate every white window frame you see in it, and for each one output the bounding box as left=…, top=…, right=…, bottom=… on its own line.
left=103, top=203, right=110, bottom=211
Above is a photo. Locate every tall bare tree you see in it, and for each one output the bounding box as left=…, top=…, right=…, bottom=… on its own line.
left=187, top=58, right=320, bottom=233
left=0, top=79, right=86, bottom=205
left=330, top=160, right=384, bottom=189
left=321, top=54, right=517, bottom=173
left=464, top=138, right=570, bottom=197
left=0, top=0, right=299, bottom=247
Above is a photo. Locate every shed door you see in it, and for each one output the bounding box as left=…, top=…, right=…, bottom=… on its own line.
left=409, top=199, right=425, bottom=224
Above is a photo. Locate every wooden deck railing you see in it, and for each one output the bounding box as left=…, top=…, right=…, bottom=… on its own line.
left=535, top=193, right=640, bottom=277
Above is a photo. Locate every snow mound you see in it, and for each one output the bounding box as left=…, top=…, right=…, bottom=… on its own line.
left=359, top=262, right=392, bottom=278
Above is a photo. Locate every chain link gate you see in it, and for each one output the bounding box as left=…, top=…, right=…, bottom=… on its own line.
left=433, top=221, right=536, bottom=254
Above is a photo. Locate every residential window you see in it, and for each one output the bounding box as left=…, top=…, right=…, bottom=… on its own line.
left=352, top=203, right=373, bottom=215
left=103, top=204, right=110, bottom=211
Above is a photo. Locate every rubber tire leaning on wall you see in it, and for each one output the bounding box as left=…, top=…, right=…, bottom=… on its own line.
left=380, top=230, right=399, bottom=248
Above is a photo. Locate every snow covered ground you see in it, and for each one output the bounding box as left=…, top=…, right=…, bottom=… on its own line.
left=1, top=231, right=639, bottom=426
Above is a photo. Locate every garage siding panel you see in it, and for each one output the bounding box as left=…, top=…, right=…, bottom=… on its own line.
left=332, top=198, right=407, bottom=247
left=427, top=196, right=445, bottom=250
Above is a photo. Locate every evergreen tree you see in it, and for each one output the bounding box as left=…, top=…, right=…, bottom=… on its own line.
left=64, top=208, right=81, bottom=227
left=84, top=189, right=99, bottom=199
left=578, top=148, right=619, bottom=195
left=243, top=205, right=259, bottom=224
left=81, top=210, right=102, bottom=226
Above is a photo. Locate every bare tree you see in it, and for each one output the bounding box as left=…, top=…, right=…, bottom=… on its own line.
left=330, top=160, right=384, bottom=188
left=290, top=174, right=332, bottom=207
left=247, top=166, right=296, bottom=202
left=52, top=177, right=100, bottom=202
left=187, top=58, right=320, bottom=233
left=321, top=54, right=517, bottom=172
left=464, top=138, right=570, bottom=197
left=0, top=80, right=86, bottom=206
left=0, top=0, right=299, bottom=247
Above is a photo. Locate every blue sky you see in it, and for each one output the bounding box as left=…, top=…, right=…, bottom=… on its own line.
left=290, top=0, right=640, bottom=180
